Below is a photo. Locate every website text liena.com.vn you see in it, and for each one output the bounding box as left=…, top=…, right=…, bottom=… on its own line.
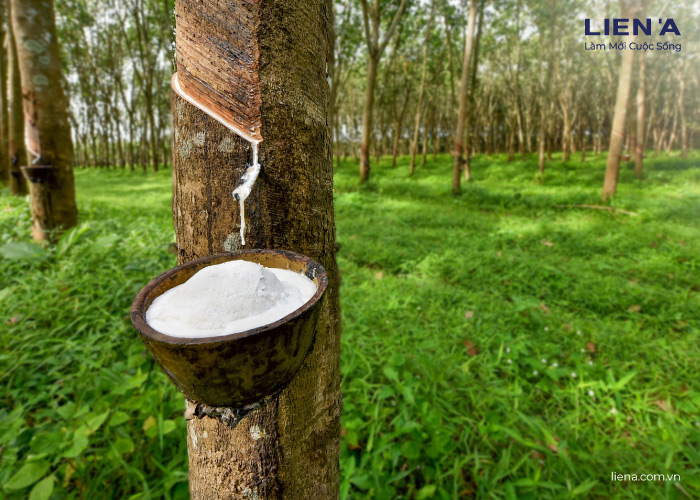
left=611, top=472, right=681, bottom=482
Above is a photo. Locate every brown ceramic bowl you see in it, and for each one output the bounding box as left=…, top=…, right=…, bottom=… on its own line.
left=131, top=249, right=328, bottom=407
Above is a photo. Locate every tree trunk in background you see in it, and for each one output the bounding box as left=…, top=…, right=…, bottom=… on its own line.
left=464, top=1, right=484, bottom=179
left=0, top=1, right=8, bottom=187
left=11, top=0, right=77, bottom=240
left=634, top=50, right=645, bottom=178
left=678, top=65, right=687, bottom=160
left=602, top=4, right=636, bottom=201
left=538, top=0, right=556, bottom=176
left=360, top=55, right=378, bottom=183
left=452, top=0, right=477, bottom=195
left=6, top=3, right=26, bottom=196
left=410, top=1, right=434, bottom=175
left=172, top=0, right=340, bottom=498
left=359, top=0, right=407, bottom=184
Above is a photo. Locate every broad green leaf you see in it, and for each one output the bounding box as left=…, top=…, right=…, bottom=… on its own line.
left=63, top=433, right=89, bottom=458
left=0, top=242, right=45, bottom=260
left=401, top=440, right=421, bottom=460
left=29, top=476, right=54, bottom=500
left=112, top=437, right=135, bottom=455
left=5, top=461, right=50, bottom=490
left=109, top=411, right=130, bottom=427
left=94, top=234, right=119, bottom=249
left=30, top=432, right=65, bottom=455
left=162, top=419, right=177, bottom=435
left=55, top=402, right=75, bottom=420
left=416, top=484, right=437, bottom=499
left=382, top=366, right=399, bottom=383
left=86, top=411, right=110, bottom=433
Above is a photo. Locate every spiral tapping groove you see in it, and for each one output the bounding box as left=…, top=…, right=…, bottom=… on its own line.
left=172, top=0, right=263, bottom=246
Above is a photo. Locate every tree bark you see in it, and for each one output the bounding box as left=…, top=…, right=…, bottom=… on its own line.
left=6, top=4, right=27, bottom=196
left=410, top=2, right=435, bottom=175
left=602, top=3, right=636, bottom=201
left=464, top=0, right=484, bottom=179
left=172, top=1, right=340, bottom=498
left=358, top=0, right=407, bottom=183
left=11, top=0, right=77, bottom=240
left=452, top=0, right=477, bottom=195
left=678, top=64, right=687, bottom=159
left=538, top=0, right=556, bottom=176
left=360, top=55, right=378, bottom=183
left=0, top=1, right=8, bottom=187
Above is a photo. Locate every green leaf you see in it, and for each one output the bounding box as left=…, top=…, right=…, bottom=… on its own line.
left=401, top=440, right=421, bottom=460
left=108, top=411, right=130, bottom=427
left=162, top=419, right=177, bottom=435
left=382, top=366, right=399, bottom=383
left=613, top=371, right=637, bottom=391
left=63, top=432, right=89, bottom=458
left=30, top=432, right=65, bottom=455
left=29, top=476, right=54, bottom=500
left=416, top=484, right=437, bottom=499
left=112, top=437, right=135, bottom=455
left=94, top=234, right=119, bottom=249
left=0, top=287, right=12, bottom=302
left=349, top=474, right=372, bottom=491
left=86, top=411, right=110, bottom=433
left=5, top=461, right=50, bottom=490
left=571, top=479, right=598, bottom=497
left=56, top=224, right=90, bottom=256
left=55, top=402, right=75, bottom=420
left=0, top=242, right=45, bottom=260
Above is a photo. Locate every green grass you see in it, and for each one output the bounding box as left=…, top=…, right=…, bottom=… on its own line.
left=1, top=152, right=699, bottom=499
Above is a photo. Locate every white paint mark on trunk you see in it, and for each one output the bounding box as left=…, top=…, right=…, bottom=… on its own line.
left=250, top=425, right=264, bottom=440
left=189, top=426, right=198, bottom=449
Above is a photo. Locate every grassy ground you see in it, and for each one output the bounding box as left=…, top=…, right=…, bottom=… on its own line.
left=1, top=151, right=699, bottom=499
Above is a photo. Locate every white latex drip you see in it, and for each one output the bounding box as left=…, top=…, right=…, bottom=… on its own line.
left=232, top=142, right=261, bottom=246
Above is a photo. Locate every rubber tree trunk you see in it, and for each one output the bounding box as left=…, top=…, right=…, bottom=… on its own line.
left=451, top=0, right=477, bottom=195
left=634, top=55, right=645, bottom=178
left=679, top=66, right=687, bottom=159
left=538, top=0, right=556, bottom=176
left=360, top=56, right=378, bottom=183
left=0, top=2, right=8, bottom=187
left=464, top=1, right=484, bottom=179
left=6, top=5, right=26, bottom=196
left=410, top=2, right=435, bottom=176
left=172, top=1, right=341, bottom=498
left=11, top=0, right=77, bottom=240
left=602, top=22, right=636, bottom=201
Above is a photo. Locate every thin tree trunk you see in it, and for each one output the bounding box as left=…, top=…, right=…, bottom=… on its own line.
left=602, top=3, right=636, bottom=201
left=679, top=66, right=687, bottom=159
left=6, top=5, right=27, bottom=196
left=451, top=0, right=477, bottom=195
left=0, top=2, right=8, bottom=187
left=634, top=51, right=645, bottom=178
left=410, top=2, right=435, bottom=175
left=360, top=56, right=378, bottom=183
left=464, top=0, right=484, bottom=179
left=421, top=108, right=429, bottom=166
left=172, top=0, right=340, bottom=497
left=11, top=0, right=78, bottom=240
left=538, top=1, right=556, bottom=176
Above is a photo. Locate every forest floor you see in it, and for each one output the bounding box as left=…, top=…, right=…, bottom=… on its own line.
left=1, top=152, right=699, bottom=500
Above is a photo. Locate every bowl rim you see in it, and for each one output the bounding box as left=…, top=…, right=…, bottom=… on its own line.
left=130, top=249, right=328, bottom=345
